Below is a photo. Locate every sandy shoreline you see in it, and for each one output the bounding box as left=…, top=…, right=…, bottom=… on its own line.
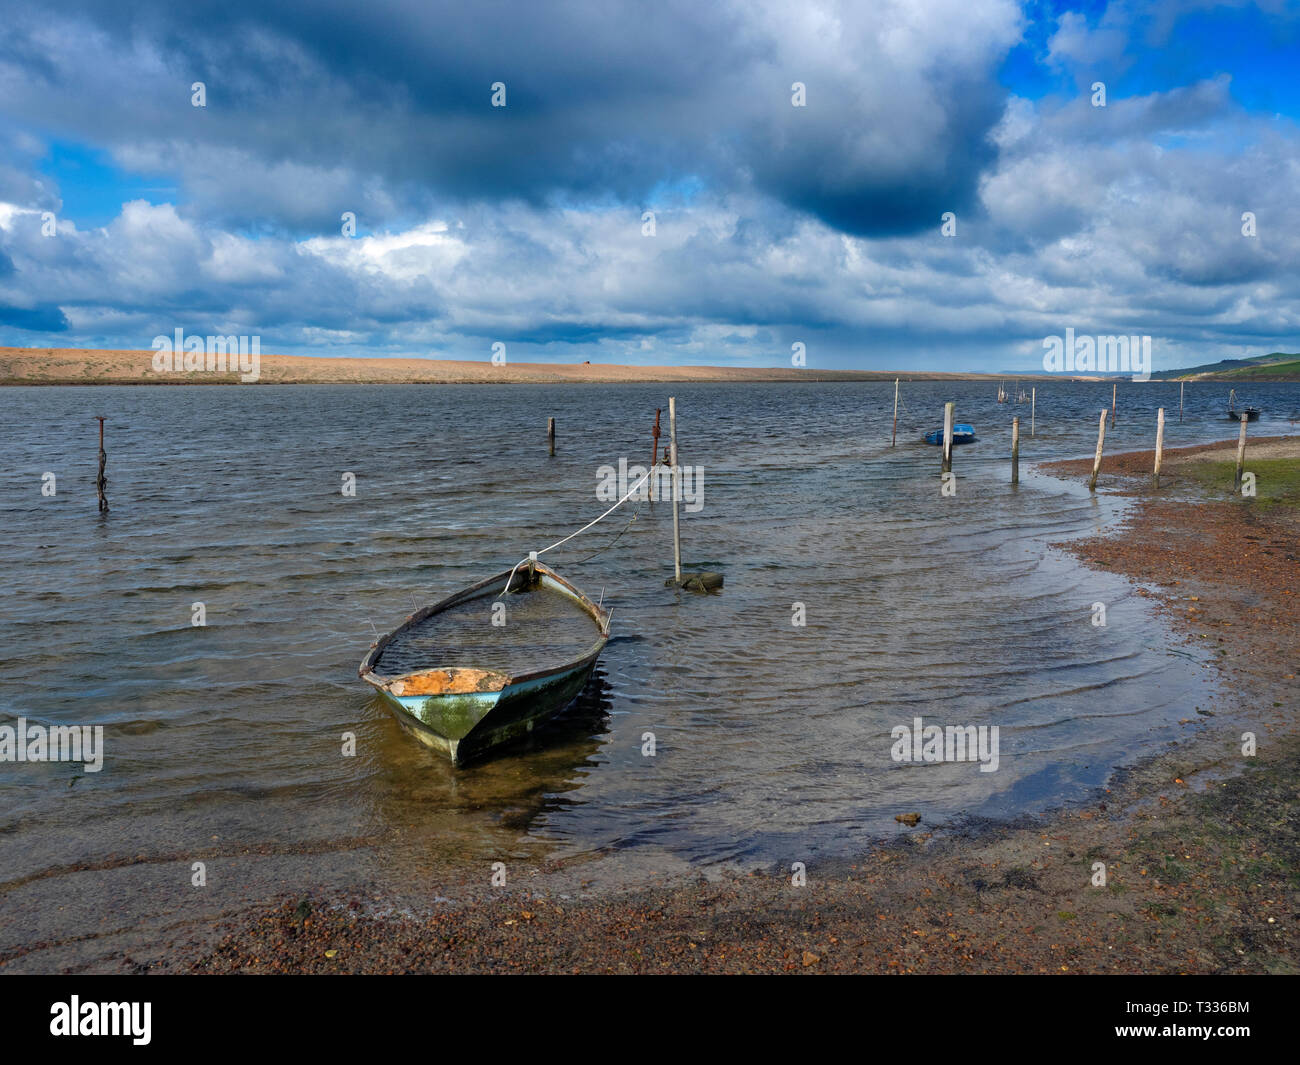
left=0, top=346, right=1078, bottom=386
left=6, top=437, right=1296, bottom=975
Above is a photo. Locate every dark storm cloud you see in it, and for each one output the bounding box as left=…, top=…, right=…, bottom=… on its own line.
left=0, top=0, right=1022, bottom=236
left=0, top=303, right=69, bottom=331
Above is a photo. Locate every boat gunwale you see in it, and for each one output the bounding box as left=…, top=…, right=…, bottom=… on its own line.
left=358, top=561, right=611, bottom=691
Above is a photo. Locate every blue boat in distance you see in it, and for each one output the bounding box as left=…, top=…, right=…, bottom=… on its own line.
left=924, top=424, right=976, bottom=445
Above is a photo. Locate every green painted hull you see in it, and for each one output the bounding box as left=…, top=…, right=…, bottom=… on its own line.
left=379, top=647, right=603, bottom=763
left=360, top=562, right=610, bottom=765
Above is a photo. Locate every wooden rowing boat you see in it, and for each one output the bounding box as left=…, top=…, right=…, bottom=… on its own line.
left=1227, top=389, right=1261, bottom=421
left=359, top=560, right=610, bottom=765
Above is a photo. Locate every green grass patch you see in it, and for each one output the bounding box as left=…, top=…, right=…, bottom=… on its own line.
left=1177, top=456, right=1300, bottom=509
left=1224, top=358, right=1300, bottom=379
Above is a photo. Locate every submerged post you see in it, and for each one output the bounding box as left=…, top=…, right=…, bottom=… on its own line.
left=1179, top=381, right=1184, bottom=424
left=547, top=416, right=555, bottom=456
left=1031, top=387, right=1036, bottom=437
left=1011, top=416, right=1020, bottom=485
left=941, top=401, right=954, bottom=474
left=1235, top=413, right=1248, bottom=490
left=668, top=396, right=682, bottom=583
left=1153, top=407, right=1165, bottom=488
left=891, top=378, right=899, bottom=447
left=95, top=416, right=109, bottom=513
left=1088, top=408, right=1107, bottom=491
left=1110, top=383, right=1117, bottom=426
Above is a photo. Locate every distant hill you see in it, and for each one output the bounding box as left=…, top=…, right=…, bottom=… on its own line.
left=1152, top=353, right=1300, bottom=382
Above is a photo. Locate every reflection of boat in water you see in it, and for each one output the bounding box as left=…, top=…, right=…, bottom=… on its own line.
left=924, top=423, right=976, bottom=445
left=1227, top=389, right=1260, bottom=421
left=360, top=666, right=615, bottom=874
left=359, top=560, right=610, bottom=765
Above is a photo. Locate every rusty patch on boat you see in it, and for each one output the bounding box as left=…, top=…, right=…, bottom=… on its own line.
left=388, top=668, right=509, bottom=697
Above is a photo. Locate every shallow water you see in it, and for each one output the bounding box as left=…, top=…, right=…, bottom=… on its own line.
left=1, top=379, right=1297, bottom=955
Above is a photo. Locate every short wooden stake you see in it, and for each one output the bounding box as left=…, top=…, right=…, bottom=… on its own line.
left=1088, top=408, right=1107, bottom=491
left=1011, top=416, right=1020, bottom=485
left=1153, top=407, right=1165, bottom=488
left=1235, top=413, right=1248, bottom=490
left=547, top=416, right=555, bottom=456
left=1030, top=387, right=1035, bottom=436
left=95, top=416, right=109, bottom=513
left=669, top=396, right=682, bottom=583
left=941, top=401, right=954, bottom=474
left=891, top=378, right=899, bottom=448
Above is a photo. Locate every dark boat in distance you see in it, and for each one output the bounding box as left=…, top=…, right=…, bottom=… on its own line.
left=359, top=560, right=610, bottom=765
left=1227, top=389, right=1261, bottom=421
left=924, top=423, right=977, bottom=445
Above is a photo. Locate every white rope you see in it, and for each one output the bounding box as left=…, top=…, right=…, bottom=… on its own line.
left=499, top=467, right=655, bottom=596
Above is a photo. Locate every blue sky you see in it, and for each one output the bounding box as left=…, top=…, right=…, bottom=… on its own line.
left=0, top=0, right=1297, bottom=372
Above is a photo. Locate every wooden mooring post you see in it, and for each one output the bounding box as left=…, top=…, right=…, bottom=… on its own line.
left=1179, top=382, right=1184, bottom=424
left=668, top=397, right=682, bottom=583
left=891, top=378, right=899, bottom=447
left=941, top=402, right=954, bottom=474
left=660, top=399, right=724, bottom=592
left=1011, top=417, right=1020, bottom=485
left=1235, top=413, right=1248, bottom=490
left=1030, top=386, right=1035, bottom=437
left=1088, top=408, right=1107, bottom=491
left=649, top=408, right=661, bottom=501
left=1110, top=383, right=1117, bottom=426
left=547, top=416, right=555, bottom=456
left=95, top=416, right=109, bottom=513
left=1153, top=407, right=1165, bottom=487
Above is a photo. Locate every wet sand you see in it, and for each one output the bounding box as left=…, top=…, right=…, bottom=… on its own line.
left=145, top=438, right=1300, bottom=975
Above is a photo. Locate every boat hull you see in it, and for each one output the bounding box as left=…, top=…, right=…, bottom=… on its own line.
left=376, top=649, right=602, bottom=764
left=924, top=424, right=976, bottom=445
left=359, top=561, right=609, bottom=766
